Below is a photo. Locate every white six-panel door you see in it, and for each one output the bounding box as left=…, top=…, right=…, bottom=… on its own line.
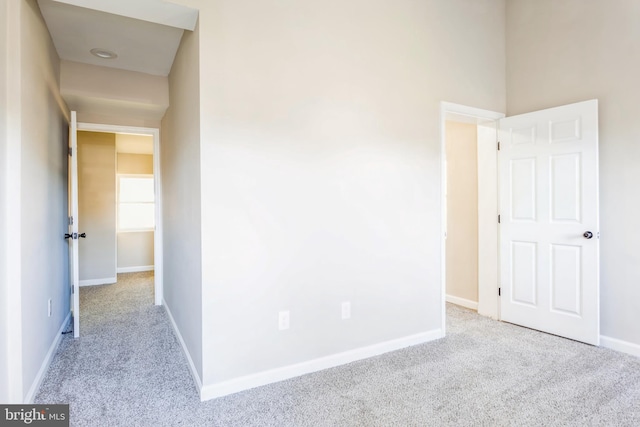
left=499, top=100, right=599, bottom=345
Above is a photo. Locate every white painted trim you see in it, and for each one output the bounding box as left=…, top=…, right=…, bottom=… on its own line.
left=163, top=300, right=202, bottom=394
left=200, top=329, right=443, bottom=401
left=152, top=129, right=163, bottom=306
left=25, top=313, right=71, bottom=403
left=117, top=265, right=154, bottom=273
left=77, top=122, right=162, bottom=306
left=77, top=123, right=159, bottom=136
left=477, top=123, right=500, bottom=320
left=600, top=336, right=640, bottom=358
left=441, top=102, right=505, bottom=121
left=446, top=295, right=478, bottom=311
left=440, top=101, right=505, bottom=331
left=79, top=277, right=117, bottom=287
left=439, top=109, right=447, bottom=337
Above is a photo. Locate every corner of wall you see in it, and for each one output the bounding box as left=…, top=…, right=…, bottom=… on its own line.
left=0, top=0, right=7, bottom=397
left=159, top=14, right=203, bottom=392
left=3, top=0, right=24, bottom=404
left=0, top=0, right=9, bottom=405
left=163, top=300, right=203, bottom=395
left=17, top=0, right=71, bottom=403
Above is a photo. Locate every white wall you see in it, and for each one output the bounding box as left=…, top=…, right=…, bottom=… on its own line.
left=446, top=121, right=479, bottom=304
left=506, top=0, right=640, bottom=349
left=17, top=0, right=70, bottom=402
left=60, top=60, right=168, bottom=126
left=77, top=131, right=116, bottom=283
left=117, top=233, right=154, bottom=270
left=172, top=0, right=506, bottom=395
left=0, top=0, right=9, bottom=404
left=3, top=0, right=23, bottom=403
left=160, top=21, right=203, bottom=381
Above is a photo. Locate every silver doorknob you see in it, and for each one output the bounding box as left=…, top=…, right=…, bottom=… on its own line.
left=583, top=231, right=593, bottom=239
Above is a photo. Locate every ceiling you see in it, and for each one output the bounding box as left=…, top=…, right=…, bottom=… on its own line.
left=38, top=0, right=196, bottom=76
left=44, top=0, right=198, bottom=30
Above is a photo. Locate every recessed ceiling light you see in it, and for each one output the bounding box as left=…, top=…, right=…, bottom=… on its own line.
left=90, top=48, right=117, bottom=59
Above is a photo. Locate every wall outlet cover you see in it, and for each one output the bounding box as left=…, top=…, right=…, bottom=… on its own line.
left=278, top=310, right=290, bottom=330
left=341, top=301, right=351, bottom=320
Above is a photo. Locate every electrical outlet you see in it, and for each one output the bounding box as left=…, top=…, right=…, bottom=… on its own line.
left=48, top=299, right=52, bottom=317
left=341, top=301, right=351, bottom=320
left=278, top=311, right=290, bottom=330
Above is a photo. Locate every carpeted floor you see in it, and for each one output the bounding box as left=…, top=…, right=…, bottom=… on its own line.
left=36, top=272, right=640, bottom=426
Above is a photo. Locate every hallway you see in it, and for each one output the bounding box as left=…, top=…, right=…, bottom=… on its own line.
left=35, top=272, right=199, bottom=424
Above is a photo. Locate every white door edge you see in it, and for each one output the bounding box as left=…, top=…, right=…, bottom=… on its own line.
left=70, top=111, right=79, bottom=338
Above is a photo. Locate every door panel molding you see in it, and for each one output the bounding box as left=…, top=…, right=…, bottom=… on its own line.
left=499, top=99, right=599, bottom=345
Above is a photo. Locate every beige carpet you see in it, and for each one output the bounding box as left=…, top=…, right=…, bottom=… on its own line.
left=36, top=272, right=640, bottom=426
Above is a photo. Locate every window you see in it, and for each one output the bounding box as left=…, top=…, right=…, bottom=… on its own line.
left=118, top=175, right=155, bottom=231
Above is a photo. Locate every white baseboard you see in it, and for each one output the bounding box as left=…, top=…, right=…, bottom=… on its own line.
left=79, top=277, right=117, bottom=287
left=117, top=265, right=154, bottom=273
left=25, top=313, right=71, bottom=403
left=200, top=328, right=444, bottom=402
left=446, top=294, right=478, bottom=310
left=163, top=300, right=203, bottom=395
left=600, top=335, right=640, bottom=358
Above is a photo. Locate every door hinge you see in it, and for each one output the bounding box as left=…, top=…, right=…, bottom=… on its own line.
left=498, top=214, right=501, bottom=224
left=497, top=141, right=501, bottom=151
left=68, top=147, right=73, bottom=156
left=68, top=216, right=74, bottom=226
left=498, top=287, right=501, bottom=296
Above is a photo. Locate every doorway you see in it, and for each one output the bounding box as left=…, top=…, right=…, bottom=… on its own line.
left=440, top=102, right=504, bottom=333
left=441, top=100, right=600, bottom=346
left=76, top=122, right=163, bottom=307
left=445, top=120, right=480, bottom=309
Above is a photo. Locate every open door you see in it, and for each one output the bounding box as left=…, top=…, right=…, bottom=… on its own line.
left=67, top=111, right=80, bottom=338
left=499, top=100, right=599, bottom=345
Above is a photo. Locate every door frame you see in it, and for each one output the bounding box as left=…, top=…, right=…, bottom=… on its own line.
left=440, top=102, right=504, bottom=332
left=76, top=122, right=163, bottom=306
